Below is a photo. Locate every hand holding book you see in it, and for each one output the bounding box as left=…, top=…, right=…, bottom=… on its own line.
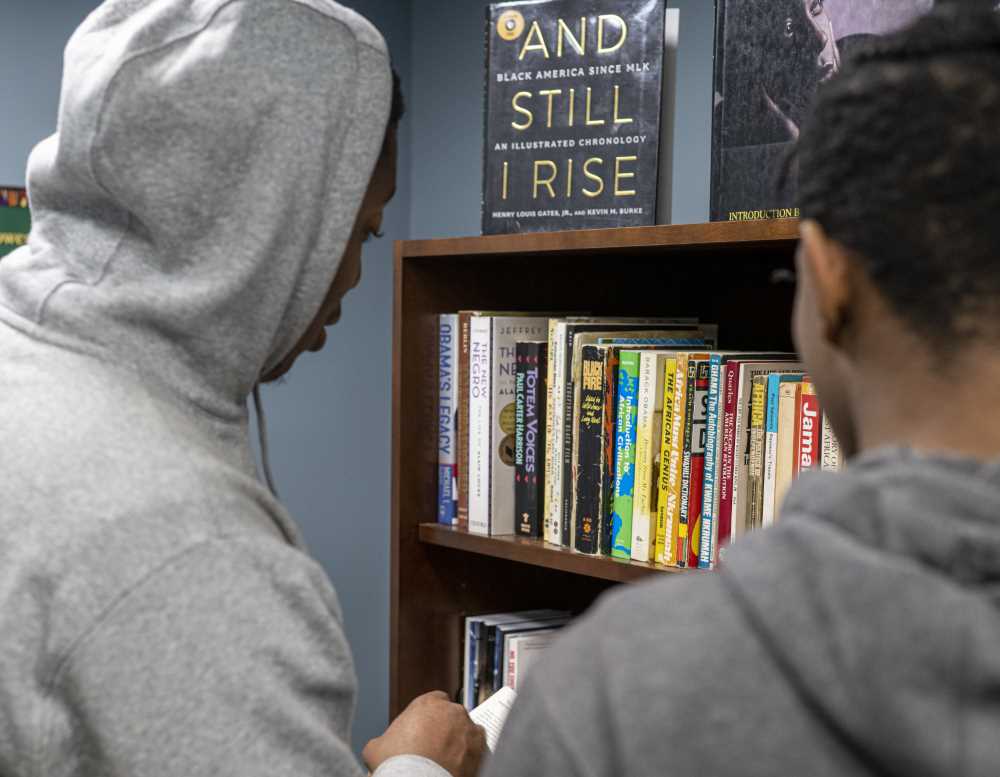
left=363, top=691, right=487, bottom=777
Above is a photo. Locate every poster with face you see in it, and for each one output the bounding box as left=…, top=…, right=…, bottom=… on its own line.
left=709, top=0, right=933, bottom=222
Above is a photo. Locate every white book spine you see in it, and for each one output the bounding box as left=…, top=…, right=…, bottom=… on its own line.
left=469, top=317, right=492, bottom=535
left=762, top=426, right=779, bottom=527
left=774, top=387, right=798, bottom=521
left=544, top=324, right=566, bottom=544
left=438, top=314, right=459, bottom=525
left=489, top=318, right=549, bottom=536
left=630, top=352, right=658, bottom=562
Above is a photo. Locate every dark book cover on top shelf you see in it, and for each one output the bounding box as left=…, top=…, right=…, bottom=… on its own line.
left=0, top=187, right=30, bottom=260
left=710, top=0, right=931, bottom=222
left=515, top=341, right=547, bottom=537
left=483, top=0, right=677, bottom=235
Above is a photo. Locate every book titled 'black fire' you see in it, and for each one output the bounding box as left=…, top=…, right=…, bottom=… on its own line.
left=483, top=0, right=677, bottom=235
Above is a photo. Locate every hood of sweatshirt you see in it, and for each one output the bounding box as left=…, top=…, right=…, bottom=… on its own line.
left=723, top=447, right=1000, bottom=777
left=0, top=0, right=392, bottom=421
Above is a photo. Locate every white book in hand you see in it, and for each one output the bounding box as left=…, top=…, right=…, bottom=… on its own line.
left=469, top=686, right=517, bottom=752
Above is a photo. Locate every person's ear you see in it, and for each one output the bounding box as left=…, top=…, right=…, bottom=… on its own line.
left=799, top=219, right=852, bottom=347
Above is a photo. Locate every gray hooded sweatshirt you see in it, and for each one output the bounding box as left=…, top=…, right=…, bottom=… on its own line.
left=0, top=2, right=444, bottom=776
left=484, top=447, right=1000, bottom=777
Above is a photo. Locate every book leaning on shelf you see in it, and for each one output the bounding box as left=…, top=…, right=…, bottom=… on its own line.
left=483, top=1, right=680, bottom=233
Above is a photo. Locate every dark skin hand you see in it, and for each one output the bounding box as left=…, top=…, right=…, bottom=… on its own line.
left=794, top=219, right=1000, bottom=460
left=363, top=691, right=487, bottom=777
left=261, top=127, right=399, bottom=383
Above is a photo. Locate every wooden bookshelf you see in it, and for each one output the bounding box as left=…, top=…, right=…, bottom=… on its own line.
left=390, top=218, right=800, bottom=716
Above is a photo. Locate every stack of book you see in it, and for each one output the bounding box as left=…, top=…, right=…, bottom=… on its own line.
left=463, top=609, right=570, bottom=710
left=438, top=314, right=843, bottom=569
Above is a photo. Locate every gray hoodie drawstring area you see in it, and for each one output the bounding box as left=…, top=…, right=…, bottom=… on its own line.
left=252, top=383, right=279, bottom=499
left=0, top=2, right=446, bottom=776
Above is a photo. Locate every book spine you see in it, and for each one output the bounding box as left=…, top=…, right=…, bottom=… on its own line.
left=798, top=383, right=820, bottom=473
left=515, top=343, right=547, bottom=536
left=560, top=329, right=578, bottom=547
left=716, top=360, right=740, bottom=560
left=821, top=413, right=843, bottom=472
left=457, top=313, right=473, bottom=529
left=667, top=354, right=690, bottom=566
left=761, top=374, right=783, bottom=528
left=630, top=352, right=658, bottom=563
left=610, top=350, right=641, bottom=559
left=747, top=375, right=769, bottom=531
left=545, top=324, right=566, bottom=544
left=490, top=320, right=548, bottom=536
left=686, top=359, right=710, bottom=569
left=542, top=319, right=559, bottom=542
left=574, top=345, right=605, bottom=554
left=654, top=357, right=677, bottom=565
left=729, top=366, right=752, bottom=541
left=465, top=619, right=480, bottom=709
left=698, top=355, right=723, bottom=569
left=468, top=317, right=492, bottom=535
left=773, top=381, right=801, bottom=523
left=599, top=348, right=621, bottom=556
left=438, top=315, right=458, bottom=525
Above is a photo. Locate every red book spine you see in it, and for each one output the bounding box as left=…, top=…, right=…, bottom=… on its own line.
left=798, top=392, right=821, bottom=472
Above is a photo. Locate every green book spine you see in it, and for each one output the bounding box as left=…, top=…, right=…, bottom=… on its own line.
left=610, top=350, right=641, bottom=559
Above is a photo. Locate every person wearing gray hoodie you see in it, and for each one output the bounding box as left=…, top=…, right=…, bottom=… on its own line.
left=0, top=2, right=484, bottom=777
left=484, top=5, right=1000, bottom=777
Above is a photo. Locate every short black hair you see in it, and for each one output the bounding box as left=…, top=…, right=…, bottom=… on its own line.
left=797, top=3, right=1000, bottom=346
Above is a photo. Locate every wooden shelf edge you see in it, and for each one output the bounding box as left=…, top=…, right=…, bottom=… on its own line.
left=418, top=523, right=687, bottom=584
left=399, top=219, right=799, bottom=260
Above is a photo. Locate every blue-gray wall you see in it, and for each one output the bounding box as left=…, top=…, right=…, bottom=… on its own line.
left=409, top=0, right=717, bottom=238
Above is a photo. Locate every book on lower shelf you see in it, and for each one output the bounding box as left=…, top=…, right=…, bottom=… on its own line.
left=463, top=609, right=570, bottom=710
left=439, top=314, right=844, bottom=570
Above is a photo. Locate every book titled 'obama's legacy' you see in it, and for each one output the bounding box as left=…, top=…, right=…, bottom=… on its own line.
left=483, top=0, right=679, bottom=235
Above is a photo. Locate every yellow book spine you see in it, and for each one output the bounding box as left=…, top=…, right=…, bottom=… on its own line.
left=654, top=357, right=677, bottom=565
left=665, top=353, right=689, bottom=566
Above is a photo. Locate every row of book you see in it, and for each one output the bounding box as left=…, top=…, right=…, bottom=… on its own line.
left=463, top=609, right=569, bottom=710
left=438, top=314, right=843, bottom=569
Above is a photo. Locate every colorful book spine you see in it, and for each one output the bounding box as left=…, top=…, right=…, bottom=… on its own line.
left=515, top=342, right=547, bottom=537
left=654, top=356, right=677, bottom=565
left=797, top=382, right=820, bottom=473
left=573, top=345, right=606, bottom=554
left=698, top=354, right=725, bottom=569
left=610, top=350, right=641, bottom=559
left=667, top=354, right=691, bottom=566
left=438, top=315, right=459, bottom=525
left=685, top=358, right=710, bottom=569
left=599, top=348, right=622, bottom=556
left=631, top=352, right=666, bottom=563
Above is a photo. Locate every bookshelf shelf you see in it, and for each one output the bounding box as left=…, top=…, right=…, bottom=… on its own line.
left=418, top=523, right=681, bottom=584
left=391, top=219, right=800, bottom=716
